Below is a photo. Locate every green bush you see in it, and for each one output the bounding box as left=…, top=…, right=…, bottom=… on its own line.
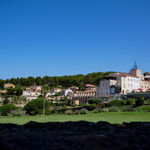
left=108, top=106, right=119, bottom=112
left=108, top=100, right=120, bottom=107
left=93, top=108, right=102, bottom=113
left=65, top=109, right=73, bottom=115
left=119, top=100, right=126, bottom=105
left=108, top=100, right=126, bottom=107
left=80, top=108, right=88, bottom=114
left=24, top=98, right=50, bottom=115
left=74, top=109, right=80, bottom=115
left=80, top=104, right=96, bottom=111
left=0, top=104, right=17, bottom=116
left=122, top=107, right=136, bottom=112
left=88, top=98, right=102, bottom=105
left=102, top=108, right=109, bottom=112
left=3, top=99, right=10, bottom=105
left=11, top=109, right=25, bottom=116
left=135, top=96, right=144, bottom=106
left=93, top=107, right=108, bottom=113
left=126, top=98, right=135, bottom=105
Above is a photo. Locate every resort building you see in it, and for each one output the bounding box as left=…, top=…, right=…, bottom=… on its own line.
left=96, top=63, right=150, bottom=100
left=71, top=90, right=96, bottom=105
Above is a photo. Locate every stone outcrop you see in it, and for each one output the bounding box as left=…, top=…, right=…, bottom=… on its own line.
left=0, top=121, right=150, bottom=150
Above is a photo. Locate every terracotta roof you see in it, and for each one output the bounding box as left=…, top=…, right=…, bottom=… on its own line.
left=106, top=72, right=138, bottom=78
left=84, top=84, right=96, bottom=87
left=75, top=90, right=96, bottom=94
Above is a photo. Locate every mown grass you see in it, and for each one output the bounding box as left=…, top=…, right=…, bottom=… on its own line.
left=0, top=112, right=150, bottom=125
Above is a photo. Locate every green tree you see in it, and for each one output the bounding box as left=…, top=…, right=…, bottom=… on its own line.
left=0, top=104, right=17, bottom=116
left=24, top=98, right=50, bottom=115
left=88, top=98, right=102, bottom=108
left=126, top=98, right=135, bottom=105
left=135, top=96, right=144, bottom=106
left=0, top=79, right=4, bottom=89
left=7, top=88, right=15, bottom=95
left=3, top=98, right=10, bottom=105
left=35, top=77, right=42, bottom=85
left=15, top=87, right=23, bottom=96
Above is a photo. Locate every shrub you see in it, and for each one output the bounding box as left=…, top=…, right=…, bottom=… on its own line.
left=108, top=100, right=120, bottom=107
left=80, top=108, right=88, bottom=114
left=93, top=107, right=108, bottom=113
left=11, top=109, right=25, bottom=116
left=108, top=106, right=119, bottom=112
left=0, top=104, right=17, bottom=116
left=65, top=109, right=73, bottom=115
left=80, top=104, right=96, bottom=111
left=126, top=98, right=135, bottom=105
left=88, top=98, right=102, bottom=105
left=24, top=98, right=50, bottom=115
left=119, top=100, right=126, bottom=105
left=135, top=96, right=144, bottom=106
left=74, top=109, right=80, bottom=115
left=108, top=100, right=126, bottom=107
left=93, top=108, right=103, bottom=113
left=3, top=99, right=10, bottom=105
left=122, top=107, right=136, bottom=112
left=52, top=106, right=68, bottom=114
left=102, top=108, right=109, bottom=112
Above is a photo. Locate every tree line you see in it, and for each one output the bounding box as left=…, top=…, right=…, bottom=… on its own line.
left=0, top=71, right=114, bottom=89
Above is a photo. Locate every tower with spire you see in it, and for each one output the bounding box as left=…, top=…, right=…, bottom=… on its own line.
left=133, top=61, right=137, bottom=70
left=130, top=62, right=144, bottom=80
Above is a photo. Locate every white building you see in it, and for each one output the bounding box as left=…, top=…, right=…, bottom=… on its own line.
left=96, top=63, right=150, bottom=100
left=64, top=89, right=73, bottom=96
left=23, top=86, right=42, bottom=100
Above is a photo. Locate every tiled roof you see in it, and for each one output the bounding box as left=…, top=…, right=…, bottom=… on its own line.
left=106, top=72, right=138, bottom=78
left=75, top=90, right=96, bottom=94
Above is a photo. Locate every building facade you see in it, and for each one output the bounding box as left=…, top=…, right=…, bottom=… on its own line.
left=96, top=63, right=150, bottom=100
left=72, top=90, right=96, bottom=105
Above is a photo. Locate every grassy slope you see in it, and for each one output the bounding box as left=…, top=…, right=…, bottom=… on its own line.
left=0, top=112, right=150, bottom=125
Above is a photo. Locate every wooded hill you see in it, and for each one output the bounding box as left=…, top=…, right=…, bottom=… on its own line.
left=0, top=71, right=115, bottom=89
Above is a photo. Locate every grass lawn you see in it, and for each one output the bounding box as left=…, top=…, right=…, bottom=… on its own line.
left=0, top=112, right=150, bottom=125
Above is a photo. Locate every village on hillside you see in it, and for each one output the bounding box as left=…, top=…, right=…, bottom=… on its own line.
left=0, top=63, right=150, bottom=109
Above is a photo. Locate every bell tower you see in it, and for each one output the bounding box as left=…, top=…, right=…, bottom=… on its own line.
left=130, top=62, right=144, bottom=80
left=133, top=61, right=137, bottom=70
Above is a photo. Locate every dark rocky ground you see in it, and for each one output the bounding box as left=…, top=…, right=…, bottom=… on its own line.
left=0, top=121, right=150, bottom=150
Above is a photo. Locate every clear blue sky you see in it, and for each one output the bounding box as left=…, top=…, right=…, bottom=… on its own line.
left=0, top=0, right=150, bottom=79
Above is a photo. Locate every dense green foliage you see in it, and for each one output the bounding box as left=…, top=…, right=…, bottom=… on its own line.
left=0, top=104, right=17, bottom=116
left=80, top=108, right=88, bottom=114
left=0, top=79, right=4, bottom=89
left=126, top=98, right=135, bottom=105
left=6, top=87, right=23, bottom=96
left=3, top=72, right=114, bottom=88
left=2, top=98, right=10, bottom=105
left=24, top=98, right=50, bottom=115
left=88, top=98, right=102, bottom=105
left=135, top=96, right=144, bottom=106
left=108, top=100, right=126, bottom=107
left=80, top=104, right=96, bottom=111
